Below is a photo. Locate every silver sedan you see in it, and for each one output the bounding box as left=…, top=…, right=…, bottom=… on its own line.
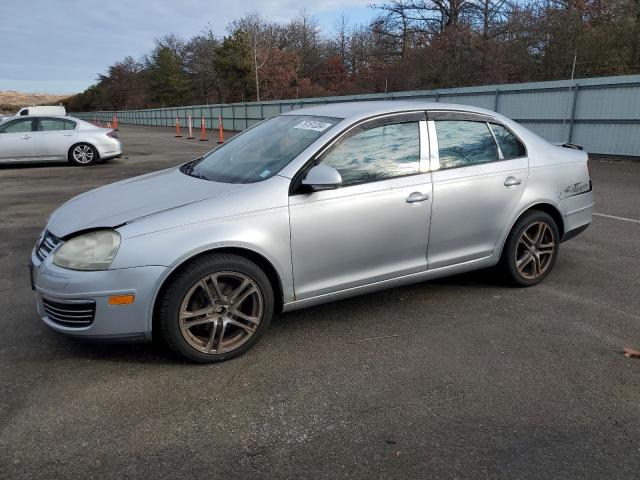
left=30, top=102, right=593, bottom=362
left=0, top=115, right=122, bottom=165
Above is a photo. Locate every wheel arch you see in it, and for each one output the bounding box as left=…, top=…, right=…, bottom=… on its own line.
left=151, top=246, right=285, bottom=338
left=527, top=203, right=564, bottom=238
left=498, top=202, right=564, bottom=258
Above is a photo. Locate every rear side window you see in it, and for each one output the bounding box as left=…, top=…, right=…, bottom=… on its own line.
left=321, top=121, right=420, bottom=186
left=490, top=124, right=526, bottom=159
left=0, top=119, right=34, bottom=133
left=435, top=120, right=498, bottom=169
left=37, top=118, right=76, bottom=131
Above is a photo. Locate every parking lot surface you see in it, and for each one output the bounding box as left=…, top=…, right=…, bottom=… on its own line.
left=1, top=125, right=639, bottom=479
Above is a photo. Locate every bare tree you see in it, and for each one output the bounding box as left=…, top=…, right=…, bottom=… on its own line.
left=334, top=14, right=350, bottom=66
left=230, top=13, right=279, bottom=101
left=471, top=0, right=508, bottom=39
left=184, top=26, right=223, bottom=104
left=283, top=11, right=323, bottom=78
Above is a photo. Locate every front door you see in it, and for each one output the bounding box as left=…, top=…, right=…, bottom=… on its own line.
left=289, top=113, right=433, bottom=300
left=0, top=118, right=37, bottom=161
left=427, top=114, right=529, bottom=269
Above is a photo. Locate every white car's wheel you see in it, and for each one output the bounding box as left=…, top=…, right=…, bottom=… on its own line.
left=68, top=143, right=98, bottom=166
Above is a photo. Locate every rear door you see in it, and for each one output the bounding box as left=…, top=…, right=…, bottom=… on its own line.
left=32, top=117, right=77, bottom=160
left=0, top=118, right=37, bottom=162
left=289, top=113, right=433, bottom=299
left=427, top=112, right=529, bottom=269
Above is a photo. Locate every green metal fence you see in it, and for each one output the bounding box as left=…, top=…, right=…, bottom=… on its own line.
left=73, top=74, right=640, bottom=156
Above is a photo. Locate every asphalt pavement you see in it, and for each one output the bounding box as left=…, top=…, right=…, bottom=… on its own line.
left=0, top=125, right=638, bottom=479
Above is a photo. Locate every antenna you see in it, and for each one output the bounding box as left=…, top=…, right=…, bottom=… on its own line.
left=562, top=52, right=578, bottom=137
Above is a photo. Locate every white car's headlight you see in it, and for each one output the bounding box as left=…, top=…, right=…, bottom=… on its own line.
left=53, top=230, right=121, bottom=271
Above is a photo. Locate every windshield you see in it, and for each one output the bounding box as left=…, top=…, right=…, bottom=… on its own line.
left=181, top=115, right=341, bottom=183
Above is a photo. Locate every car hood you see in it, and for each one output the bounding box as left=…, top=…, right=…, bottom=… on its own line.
left=47, top=167, right=247, bottom=238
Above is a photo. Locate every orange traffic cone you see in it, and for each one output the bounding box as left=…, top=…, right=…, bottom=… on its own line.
left=186, top=115, right=195, bottom=139
left=107, top=122, right=111, bottom=129
left=112, top=112, right=118, bottom=130
left=175, top=117, right=182, bottom=137
left=217, top=114, right=224, bottom=144
left=199, top=117, right=209, bottom=141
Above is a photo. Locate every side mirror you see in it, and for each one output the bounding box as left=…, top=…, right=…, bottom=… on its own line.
left=301, top=164, right=342, bottom=191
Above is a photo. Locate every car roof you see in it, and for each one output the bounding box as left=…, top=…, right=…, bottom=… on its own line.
left=11, top=114, right=83, bottom=122
left=281, top=100, right=501, bottom=121
left=21, top=114, right=71, bottom=118
left=0, top=115, right=98, bottom=129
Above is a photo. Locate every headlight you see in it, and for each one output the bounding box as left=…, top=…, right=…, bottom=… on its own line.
left=53, top=230, right=121, bottom=271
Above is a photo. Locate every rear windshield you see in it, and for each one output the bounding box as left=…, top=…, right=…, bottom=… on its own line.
left=181, top=115, right=340, bottom=183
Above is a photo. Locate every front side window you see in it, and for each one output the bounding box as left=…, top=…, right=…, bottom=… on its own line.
left=490, top=123, right=526, bottom=159
left=435, top=120, right=499, bottom=169
left=181, top=115, right=340, bottom=183
left=37, top=118, right=76, bottom=131
left=320, top=121, right=420, bottom=186
left=0, top=119, right=35, bottom=134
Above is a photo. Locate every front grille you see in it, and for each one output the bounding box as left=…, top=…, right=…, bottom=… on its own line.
left=42, top=298, right=96, bottom=327
left=35, top=231, right=61, bottom=262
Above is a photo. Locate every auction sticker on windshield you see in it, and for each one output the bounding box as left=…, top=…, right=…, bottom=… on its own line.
left=294, top=120, right=333, bottom=132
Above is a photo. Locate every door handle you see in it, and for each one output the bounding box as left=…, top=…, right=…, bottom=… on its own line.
left=21, top=135, right=31, bottom=139
left=504, top=176, right=522, bottom=187
left=63, top=132, right=73, bottom=136
left=406, top=192, right=429, bottom=203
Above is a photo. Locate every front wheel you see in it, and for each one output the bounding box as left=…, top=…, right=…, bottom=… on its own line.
left=159, top=253, right=274, bottom=363
left=68, top=143, right=98, bottom=166
left=501, top=210, right=559, bottom=287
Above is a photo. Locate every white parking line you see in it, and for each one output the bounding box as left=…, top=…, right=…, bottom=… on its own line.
left=594, top=212, right=640, bottom=224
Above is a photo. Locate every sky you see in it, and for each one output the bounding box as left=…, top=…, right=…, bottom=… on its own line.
left=0, top=0, right=376, bottom=94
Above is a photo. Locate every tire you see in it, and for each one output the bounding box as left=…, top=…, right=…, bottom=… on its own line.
left=500, top=210, right=559, bottom=287
left=159, top=253, right=274, bottom=363
left=68, top=143, right=98, bottom=166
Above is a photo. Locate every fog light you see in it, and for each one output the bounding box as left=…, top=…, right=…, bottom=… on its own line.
left=108, top=294, right=135, bottom=306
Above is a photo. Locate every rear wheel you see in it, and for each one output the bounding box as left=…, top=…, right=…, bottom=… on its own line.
left=501, top=210, right=559, bottom=287
left=68, top=143, right=98, bottom=166
left=159, top=253, right=274, bottom=363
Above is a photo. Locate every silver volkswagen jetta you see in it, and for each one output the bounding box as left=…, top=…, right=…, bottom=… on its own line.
left=0, top=115, right=122, bottom=165
left=31, top=102, right=593, bottom=362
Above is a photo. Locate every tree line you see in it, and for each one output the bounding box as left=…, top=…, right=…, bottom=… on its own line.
left=65, top=0, right=640, bottom=111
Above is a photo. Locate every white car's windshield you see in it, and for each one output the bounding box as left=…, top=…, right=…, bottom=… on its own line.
left=181, top=115, right=340, bottom=183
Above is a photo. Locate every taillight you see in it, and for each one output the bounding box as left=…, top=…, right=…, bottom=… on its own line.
left=106, top=130, right=118, bottom=139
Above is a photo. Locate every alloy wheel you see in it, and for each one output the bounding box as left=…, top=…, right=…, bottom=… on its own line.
left=72, top=144, right=94, bottom=164
left=514, top=221, right=556, bottom=280
left=178, top=271, right=264, bottom=354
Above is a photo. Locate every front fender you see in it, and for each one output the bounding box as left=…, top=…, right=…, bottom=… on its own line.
left=110, top=205, right=294, bottom=303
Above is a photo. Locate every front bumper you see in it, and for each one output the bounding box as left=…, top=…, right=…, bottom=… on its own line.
left=31, top=250, right=167, bottom=341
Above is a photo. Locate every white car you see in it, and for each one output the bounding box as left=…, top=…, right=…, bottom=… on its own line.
left=16, top=105, right=66, bottom=116
left=0, top=115, right=122, bottom=165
